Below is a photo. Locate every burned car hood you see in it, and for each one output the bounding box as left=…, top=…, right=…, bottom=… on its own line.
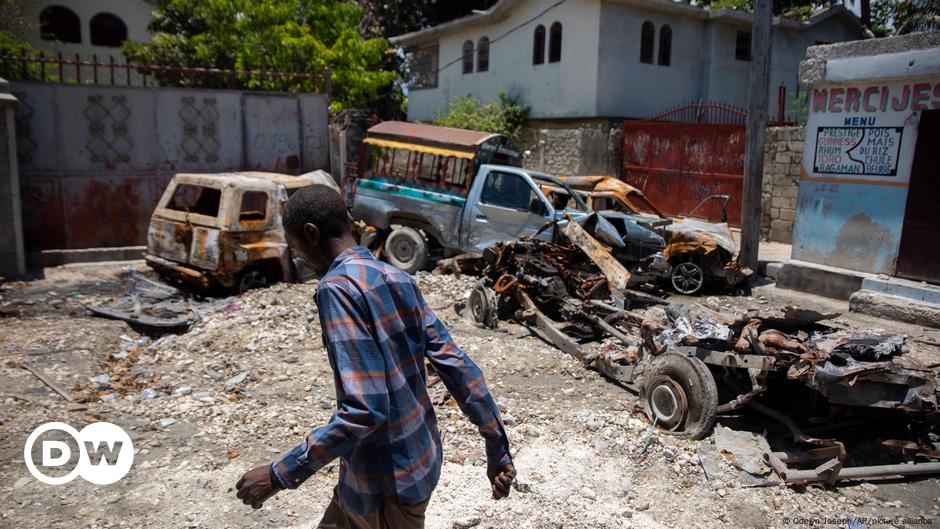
left=594, top=211, right=666, bottom=250
left=665, top=218, right=737, bottom=257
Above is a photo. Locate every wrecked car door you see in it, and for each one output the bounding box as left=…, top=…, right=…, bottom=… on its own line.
left=463, top=167, right=554, bottom=253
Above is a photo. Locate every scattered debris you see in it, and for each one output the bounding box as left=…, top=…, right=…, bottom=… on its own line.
left=713, top=424, right=771, bottom=475
left=88, top=271, right=231, bottom=335
left=19, top=361, right=76, bottom=402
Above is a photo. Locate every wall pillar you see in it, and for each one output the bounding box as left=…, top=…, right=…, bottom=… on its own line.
left=0, top=78, right=25, bottom=277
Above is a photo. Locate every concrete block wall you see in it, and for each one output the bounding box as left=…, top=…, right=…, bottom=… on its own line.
left=518, top=123, right=619, bottom=176
left=11, top=82, right=331, bottom=256
left=761, top=126, right=803, bottom=243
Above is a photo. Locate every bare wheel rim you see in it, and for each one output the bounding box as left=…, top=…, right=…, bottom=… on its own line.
left=239, top=270, right=268, bottom=292
left=469, top=288, right=487, bottom=322
left=391, top=237, right=417, bottom=263
left=672, top=262, right=704, bottom=294
left=647, top=375, right=688, bottom=430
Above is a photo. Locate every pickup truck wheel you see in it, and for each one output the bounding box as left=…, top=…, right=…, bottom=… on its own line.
left=671, top=261, right=705, bottom=295
left=385, top=227, right=428, bottom=274
left=638, top=352, right=718, bottom=440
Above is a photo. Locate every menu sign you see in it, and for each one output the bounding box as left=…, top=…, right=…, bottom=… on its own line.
left=813, top=126, right=903, bottom=177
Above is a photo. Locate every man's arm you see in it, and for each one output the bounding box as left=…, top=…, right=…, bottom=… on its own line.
left=272, top=281, right=391, bottom=489
left=419, top=292, right=513, bottom=496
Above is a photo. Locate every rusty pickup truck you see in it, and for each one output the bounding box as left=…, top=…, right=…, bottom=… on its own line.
left=145, top=171, right=337, bottom=293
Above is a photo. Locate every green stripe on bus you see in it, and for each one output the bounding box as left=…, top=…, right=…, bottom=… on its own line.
left=357, top=179, right=467, bottom=206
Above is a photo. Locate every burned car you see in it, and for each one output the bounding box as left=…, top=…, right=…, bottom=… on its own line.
left=145, top=171, right=336, bottom=293
left=466, top=229, right=940, bottom=484
left=539, top=176, right=750, bottom=294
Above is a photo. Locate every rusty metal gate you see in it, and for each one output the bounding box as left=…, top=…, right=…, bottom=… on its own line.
left=621, top=103, right=746, bottom=226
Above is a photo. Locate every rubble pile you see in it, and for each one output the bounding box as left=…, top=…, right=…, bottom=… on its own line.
left=2, top=265, right=940, bottom=528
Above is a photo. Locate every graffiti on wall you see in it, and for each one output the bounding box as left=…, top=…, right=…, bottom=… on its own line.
left=84, top=95, right=132, bottom=164
left=179, top=97, right=220, bottom=163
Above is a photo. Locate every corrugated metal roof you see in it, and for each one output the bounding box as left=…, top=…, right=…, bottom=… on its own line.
left=367, top=121, right=500, bottom=149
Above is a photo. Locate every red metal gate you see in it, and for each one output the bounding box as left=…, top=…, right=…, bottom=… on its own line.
left=621, top=103, right=746, bottom=226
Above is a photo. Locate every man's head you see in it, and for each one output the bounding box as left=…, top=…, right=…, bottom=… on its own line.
left=282, top=184, right=354, bottom=275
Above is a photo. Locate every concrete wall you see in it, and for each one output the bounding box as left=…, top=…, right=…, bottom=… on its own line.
left=12, top=82, right=330, bottom=254
left=406, top=0, right=602, bottom=121
left=24, top=0, right=152, bottom=64
left=792, top=33, right=940, bottom=275
left=761, top=127, right=803, bottom=243
left=517, top=121, right=621, bottom=176
left=0, top=80, right=25, bottom=277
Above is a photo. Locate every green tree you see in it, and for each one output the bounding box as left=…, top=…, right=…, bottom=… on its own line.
left=872, top=0, right=940, bottom=36
left=356, top=1, right=499, bottom=38
left=708, top=0, right=819, bottom=19
left=123, top=0, right=396, bottom=110
left=433, top=92, right=529, bottom=141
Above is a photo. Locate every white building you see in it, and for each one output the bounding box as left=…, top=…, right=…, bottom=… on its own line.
left=392, top=0, right=865, bottom=123
left=23, top=1, right=154, bottom=63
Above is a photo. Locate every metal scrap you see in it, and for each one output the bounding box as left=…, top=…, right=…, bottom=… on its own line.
left=89, top=271, right=231, bottom=334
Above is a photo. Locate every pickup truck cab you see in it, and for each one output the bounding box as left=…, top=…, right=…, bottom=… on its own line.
left=349, top=122, right=669, bottom=283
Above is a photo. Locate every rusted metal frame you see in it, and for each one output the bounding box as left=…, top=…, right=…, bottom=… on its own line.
left=716, top=366, right=767, bottom=413
left=584, top=313, right=638, bottom=348
left=516, top=290, right=586, bottom=361
left=765, top=455, right=940, bottom=484
left=559, top=215, right=631, bottom=306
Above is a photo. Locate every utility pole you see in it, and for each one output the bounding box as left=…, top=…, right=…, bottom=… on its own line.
left=739, top=0, right=773, bottom=271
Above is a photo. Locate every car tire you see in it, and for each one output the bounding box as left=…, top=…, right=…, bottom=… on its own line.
left=670, top=260, right=706, bottom=295
left=384, top=227, right=428, bottom=274
left=638, top=352, right=718, bottom=440
left=236, top=268, right=270, bottom=294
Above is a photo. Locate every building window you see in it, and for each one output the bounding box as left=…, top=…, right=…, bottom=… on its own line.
left=736, top=30, right=752, bottom=61
left=533, top=25, right=546, bottom=65
left=477, top=37, right=490, bottom=72
left=410, top=44, right=439, bottom=89
left=90, top=13, right=128, bottom=47
left=462, top=40, right=474, bottom=74
left=640, top=21, right=654, bottom=64
left=40, top=6, right=81, bottom=43
left=658, top=25, right=672, bottom=66
left=548, top=22, right=562, bottom=63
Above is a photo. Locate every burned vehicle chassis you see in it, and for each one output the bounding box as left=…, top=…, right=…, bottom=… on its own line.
left=466, top=221, right=940, bottom=485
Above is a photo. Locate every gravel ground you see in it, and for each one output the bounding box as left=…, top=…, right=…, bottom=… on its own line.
left=1, top=263, right=938, bottom=529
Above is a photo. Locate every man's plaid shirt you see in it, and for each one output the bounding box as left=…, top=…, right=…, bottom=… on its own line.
left=272, top=246, right=511, bottom=514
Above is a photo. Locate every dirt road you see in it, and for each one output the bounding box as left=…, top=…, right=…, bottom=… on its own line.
left=1, top=263, right=938, bottom=528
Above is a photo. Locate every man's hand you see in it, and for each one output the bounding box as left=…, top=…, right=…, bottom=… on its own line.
left=487, top=463, right=515, bottom=500
left=235, top=464, right=282, bottom=509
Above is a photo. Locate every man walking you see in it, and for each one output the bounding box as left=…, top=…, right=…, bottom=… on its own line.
left=236, top=185, right=515, bottom=528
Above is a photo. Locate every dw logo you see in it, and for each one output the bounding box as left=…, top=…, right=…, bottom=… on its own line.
left=24, top=422, right=134, bottom=485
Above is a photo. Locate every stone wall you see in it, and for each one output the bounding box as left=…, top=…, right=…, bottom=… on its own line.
left=517, top=122, right=622, bottom=176
left=761, top=126, right=804, bottom=243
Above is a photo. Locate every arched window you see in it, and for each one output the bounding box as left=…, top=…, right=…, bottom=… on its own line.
left=658, top=25, right=672, bottom=66
left=462, top=40, right=474, bottom=74
left=548, top=22, right=562, bottom=63
left=40, top=6, right=81, bottom=43
left=533, top=25, right=546, bottom=65
left=90, top=13, right=128, bottom=47
left=640, top=21, right=654, bottom=64
left=477, top=37, right=490, bottom=73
